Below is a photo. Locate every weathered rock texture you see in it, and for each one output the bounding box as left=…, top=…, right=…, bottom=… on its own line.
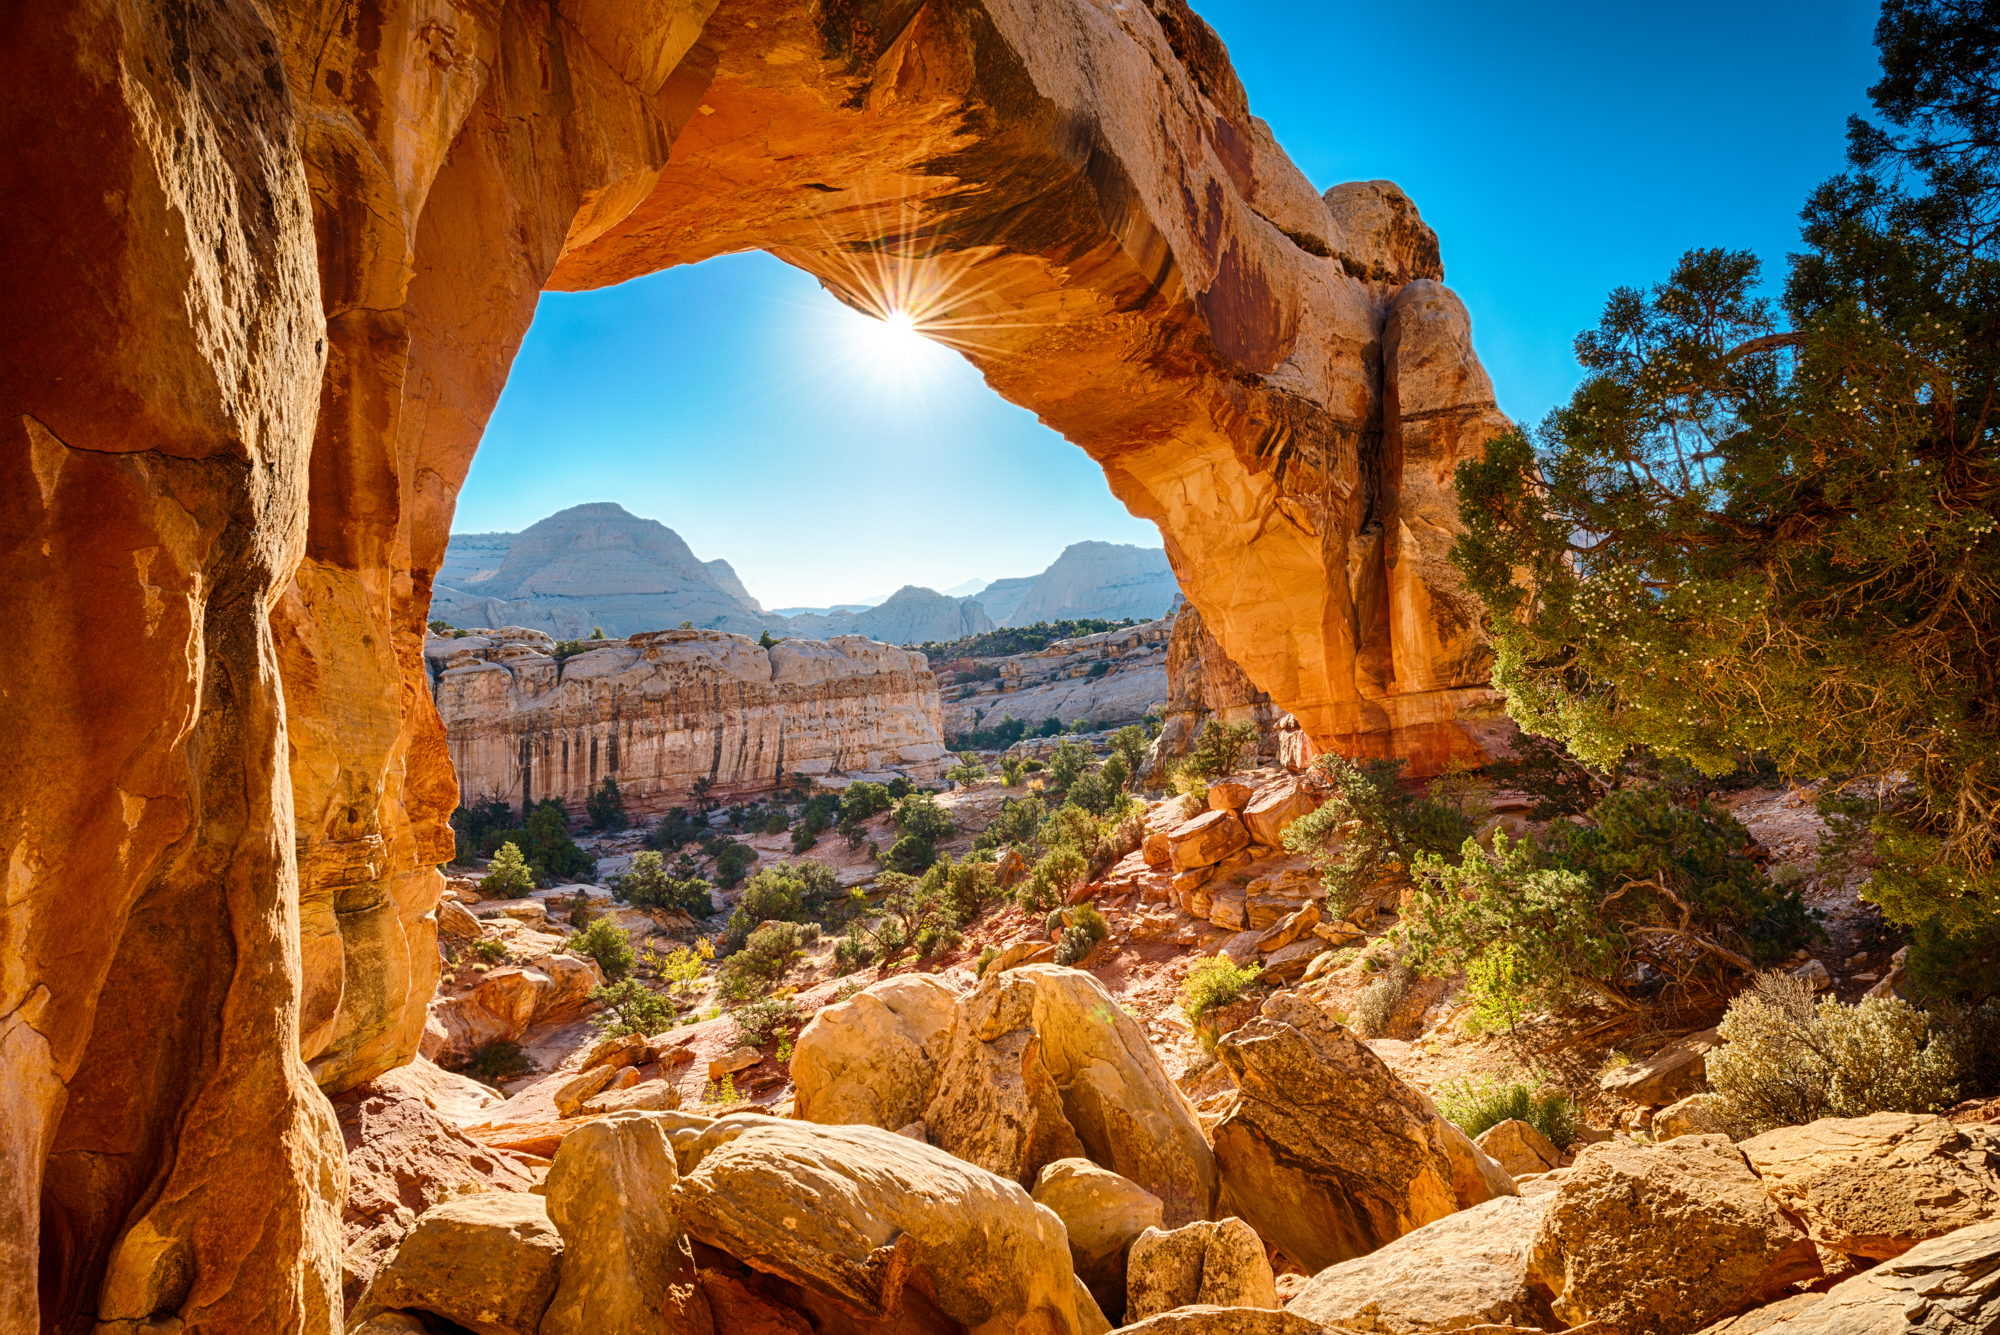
left=432, top=627, right=949, bottom=815
left=1209, top=994, right=1512, bottom=1272
left=7, top=0, right=1512, bottom=1325
left=792, top=974, right=961, bottom=1131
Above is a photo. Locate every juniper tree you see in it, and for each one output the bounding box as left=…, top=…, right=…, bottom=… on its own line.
left=1452, top=0, right=2000, bottom=935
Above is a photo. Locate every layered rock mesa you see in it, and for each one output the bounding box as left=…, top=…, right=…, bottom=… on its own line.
left=942, top=616, right=1176, bottom=739
left=3, top=1, right=1508, bottom=1328
left=431, top=626, right=948, bottom=815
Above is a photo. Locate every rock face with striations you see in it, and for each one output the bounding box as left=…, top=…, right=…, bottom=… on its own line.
left=431, top=627, right=949, bottom=814
left=5, top=0, right=1518, bottom=1324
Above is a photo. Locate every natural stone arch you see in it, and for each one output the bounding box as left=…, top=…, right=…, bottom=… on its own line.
left=2, top=1, right=1509, bottom=1329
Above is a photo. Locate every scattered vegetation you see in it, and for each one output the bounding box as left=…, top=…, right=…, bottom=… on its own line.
left=1350, top=962, right=1413, bottom=1038
left=1434, top=1074, right=1579, bottom=1149
left=1180, top=957, right=1263, bottom=1027
left=733, top=996, right=801, bottom=1047
left=479, top=841, right=535, bottom=899
left=613, top=850, right=716, bottom=917
left=1052, top=903, right=1109, bottom=966
left=1282, top=756, right=1485, bottom=917
left=564, top=916, right=635, bottom=980
left=1706, top=971, right=1960, bottom=1135
left=644, top=806, right=707, bottom=851
left=451, top=797, right=516, bottom=865
left=474, top=800, right=595, bottom=885
left=1177, top=720, right=1259, bottom=781
left=918, top=618, right=1141, bottom=660
left=585, top=777, right=628, bottom=831
left=588, top=978, right=677, bottom=1037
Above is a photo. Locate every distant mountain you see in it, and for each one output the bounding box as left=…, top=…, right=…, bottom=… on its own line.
left=782, top=586, right=994, bottom=645
left=428, top=506, right=1176, bottom=644
left=991, top=542, right=1180, bottom=626
left=429, top=503, right=765, bottom=638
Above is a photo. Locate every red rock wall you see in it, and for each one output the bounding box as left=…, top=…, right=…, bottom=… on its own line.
left=5, top=1, right=1511, bottom=1325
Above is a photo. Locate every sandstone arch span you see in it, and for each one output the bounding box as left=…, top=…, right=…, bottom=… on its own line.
left=1, top=1, right=1509, bottom=1328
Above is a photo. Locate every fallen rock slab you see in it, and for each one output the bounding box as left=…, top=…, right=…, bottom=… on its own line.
left=1474, top=1119, right=1562, bottom=1178
left=1126, top=1218, right=1278, bottom=1323
left=1599, top=1028, right=1720, bottom=1107
left=1170, top=811, right=1251, bottom=872
left=1525, top=1134, right=1821, bottom=1335
left=1738, top=1113, right=2000, bottom=1260
left=1035, top=1157, right=1165, bottom=1324
left=1288, top=1193, right=1554, bottom=1334
left=540, top=1115, right=711, bottom=1335
left=351, top=1193, right=563, bottom=1335
left=1210, top=994, right=1509, bottom=1272
left=671, top=1120, right=1088, bottom=1334
left=1738, top=1217, right=2000, bottom=1334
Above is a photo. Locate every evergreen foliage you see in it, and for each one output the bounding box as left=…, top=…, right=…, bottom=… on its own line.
left=585, top=776, right=628, bottom=831
left=479, top=841, right=535, bottom=899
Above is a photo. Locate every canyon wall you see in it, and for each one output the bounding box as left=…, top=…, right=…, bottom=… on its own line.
left=432, top=628, right=948, bottom=815
left=5, top=0, right=1512, bottom=1327
left=942, top=617, right=1175, bottom=738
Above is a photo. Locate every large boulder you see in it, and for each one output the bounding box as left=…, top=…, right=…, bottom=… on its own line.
left=1656, top=1093, right=1735, bottom=1142
left=539, top=1114, right=712, bottom=1335
left=1208, top=995, right=1510, bottom=1272
left=1599, top=1027, right=1720, bottom=1107
left=1725, top=1217, right=2000, bottom=1335
left=351, top=1194, right=564, bottom=1335
left=422, top=958, right=607, bottom=1067
left=1241, top=779, right=1318, bottom=849
left=670, top=1120, right=1089, bottom=1335
left=924, top=965, right=1218, bottom=1226
left=1126, top=1219, right=1277, bottom=1323
left=1287, top=1193, right=1554, bottom=1334
left=791, top=974, right=959, bottom=1130
left=1473, top=1119, right=1562, bottom=1178
left=1525, top=1134, right=1821, bottom=1335
left=1034, top=1158, right=1165, bottom=1323
left=1738, top=1113, right=2000, bottom=1260
left=335, top=1080, right=536, bottom=1313
left=1169, top=811, right=1252, bottom=872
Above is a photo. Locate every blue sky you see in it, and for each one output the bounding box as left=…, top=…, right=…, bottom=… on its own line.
left=459, top=0, right=1882, bottom=610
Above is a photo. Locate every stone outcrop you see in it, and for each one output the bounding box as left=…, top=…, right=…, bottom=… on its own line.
left=923, top=965, right=1218, bottom=1227
left=1113, top=1308, right=1327, bottom=1335
left=6, top=0, right=1516, bottom=1323
left=432, top=627, right=948, bottom=815
left=1733, top=1218, right=2000, bottom=1335
left=1034, top=1158, right=1166, bottom=1324
left=1599, top=1027, right=1721, bottom=1107
left=430, top=502, right=766, bottom=638
left=1000, top=541, right=1182, bottom=627
left=1143, top=603, right=1301, bottom=781
left=1525, top=1135, right=1822, bottom=1335
left=1125, top=1218, right=1279, bottom=1322
left=1208, top=994, right=1512, bottom=1272
left=945, top=618, right=1175, bottom=740
left=1736, top=1114, right=2000, bottom=1260
left=350, top=1193, right=565, bottom=1335
left=539, top=1116, right=713, bottom=1335
left=421, top=955, right=605, bottom=1068
left=1288, top=1194, right=1555, bottom=1334
left=791, top=974, right=961, bottom=1131
left=1475, top=1119, right=1564, bottom=1178
left=672, top=1120, right=1089, bottom=1334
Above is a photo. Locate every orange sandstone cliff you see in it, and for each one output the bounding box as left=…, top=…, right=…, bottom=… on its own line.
left=0, top=1, right=1510, bottom=1327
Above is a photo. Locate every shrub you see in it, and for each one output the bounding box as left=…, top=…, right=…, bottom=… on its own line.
left=974, top=944, right=1000, bottom=977
left=1085, top=660, right=1110, bottom=679
left=1001, top=757, right=1025, bottom=786
left=719, top=920, right=808, bottom=997
left=588, top=978, right=677, bottom=1037
left=733, top=996, right=801, bottom=1048
left=644, top=806, right=706, bottom=851
left=886, top=776, right=914, bottom=800
left=721, top=861, right=843, bottom=950
left=1036, top=717, right=1065, bottom=738
left=763, top=810, right=790, bottom=835
left=887, top=835, right=937, bottom=874
left=841, top=781, right=893, bottom=824
left=470, top=939, right=507, bottom=965
left=1109, top=726, right=1150, bottom=785
left=923, top=854, right=999, bottom=925
left=1706, top=971, right=1960, bottom=1134
left=974, top=794, right=1045, bottom=854
left=653, top=940, right=709, bottom=994
left=565, top=916, right=635, bottom=980
left=1284, top=755, right=1481, bottom=917
left=498, top=800, right=595, bottom=883
left=480, top=842, right=535, bottom=898
left=1434, top=1074, right=1579, bottom=1148
left=1180, top=957, right=1262, bottom=1024
left=892, top=792, right=954, bottom=843
left=458, top=1039, right=533, bottom=1088
left=1021, top=846, right=1086, bottom=911
left=946, top=756, right=990, bottom=787
left=1066, top=771, right=1118, bottom=816
left=585, top=776, right=628, bottom=831
left=428, top=618, right=455, bottom=634
left=452, top=797, right=516, bottom=864
left=613, top=850, right=715, bottom=917
left=1052, top=904, right=1109, bottom=966
left=1048, top=738, right=1095, bottom=791
left=1350, top=963, right=1412, bottom=1038
left=1183, top=720, right=1259, bottom=779
left=833, top=921, right=875, bottom=974
left=1483, top=731, right=1604, bottom=820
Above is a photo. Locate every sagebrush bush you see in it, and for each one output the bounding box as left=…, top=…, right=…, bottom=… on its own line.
left=588, top=979, right=677, bottom=1037
left=733, top=996, right=801, bottom=1048
left=1181, top=957, right=1262, bottom=1025
left=1435, top=1074, right=1579, bottom=1148
left=1350, top=963, right=1412, bottom=1038
left=1706, top=971, right=1960, bottom=1134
